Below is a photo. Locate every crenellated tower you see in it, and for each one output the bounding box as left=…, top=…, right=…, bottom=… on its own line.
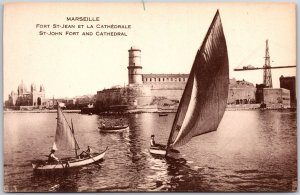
left=127, top=46, right=143, bottom=85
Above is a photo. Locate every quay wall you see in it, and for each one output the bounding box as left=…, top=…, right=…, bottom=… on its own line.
left=228, top=88, right=256, bottom=104
left=95, top=85, right=153, bottom=111
left=263, top=88, right=290, bottom=108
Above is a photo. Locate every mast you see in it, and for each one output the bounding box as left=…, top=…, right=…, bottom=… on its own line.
left=71, top=119, right=79, bottom=158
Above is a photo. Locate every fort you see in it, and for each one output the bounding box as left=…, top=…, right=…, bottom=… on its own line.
left=95, top=46, right=295, bottom=112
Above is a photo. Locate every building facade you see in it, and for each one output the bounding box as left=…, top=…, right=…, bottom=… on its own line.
left=280, top=75, right=296, bottom=107
left=7, top=81, right=46, bottom=107
left=263, top=88, right=290, bottom=108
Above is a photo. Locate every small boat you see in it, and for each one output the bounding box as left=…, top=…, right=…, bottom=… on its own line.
left=158, top=113, right=168, bottom=117
left=99, top=125, right=129, bottom=133
left=31, top=149, right=107, bottom=171
left=149, top=145, right=180, bottom=158
left=150, top=10, right=229, bottom=157
left=32, top=105, right=107, bottom=171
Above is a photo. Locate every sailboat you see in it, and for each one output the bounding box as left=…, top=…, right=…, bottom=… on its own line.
left=32, top=105, right=108, bottom=171
left=150, top=10, right=229, bottom=156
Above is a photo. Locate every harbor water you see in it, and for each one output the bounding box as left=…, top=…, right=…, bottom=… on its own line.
left=3, top=110, right=297, bottom=192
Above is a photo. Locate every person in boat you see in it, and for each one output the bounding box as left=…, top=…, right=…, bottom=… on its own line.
left=80, top=146, right=92, bottom=158
left=150, top=135, right=165, bottom=148
left=86, top=146, right=92, bottom=155
left=150, top=135, right=156, bottom=147
left=48, top=149, right=59, bottom=164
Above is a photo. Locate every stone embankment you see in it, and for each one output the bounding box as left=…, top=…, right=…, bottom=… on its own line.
left=4, top=110, right=81, bottom=113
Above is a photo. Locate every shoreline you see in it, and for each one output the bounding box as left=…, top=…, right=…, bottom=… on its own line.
left=4, top=110, right=81, bottom=113
left=3, top=107, right=296, bottom=114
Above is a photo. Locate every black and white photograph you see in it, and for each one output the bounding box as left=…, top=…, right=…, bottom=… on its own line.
left=3, top=2, right=297, bottom=192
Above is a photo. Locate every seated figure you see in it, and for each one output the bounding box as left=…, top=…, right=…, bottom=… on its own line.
left=48, top=149, right=59, bottom=164
left=79, top=146, right=92, bottom=158
left=150, top=135, right=165, bottom=149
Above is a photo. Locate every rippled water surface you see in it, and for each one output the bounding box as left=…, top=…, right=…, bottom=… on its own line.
left=3, top=110, right=297, bottom=192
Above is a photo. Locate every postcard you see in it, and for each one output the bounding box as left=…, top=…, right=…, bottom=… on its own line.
left=3, top=2, right=296, bottom=192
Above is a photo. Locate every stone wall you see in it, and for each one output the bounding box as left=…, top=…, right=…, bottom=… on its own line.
left=95, top=88, right=127, bottom=111
left=95, top=85, right=153, bottom=111
left=126, top=84, right=152, bottom=108
left=149, top=89, right=184, bottom=101
left=263, top=88, right=290, bottom=108
left=228, top=88, right=256, bottom=104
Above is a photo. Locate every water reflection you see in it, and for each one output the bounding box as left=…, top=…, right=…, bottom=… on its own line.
left=4, top=110, right=297, bottom=192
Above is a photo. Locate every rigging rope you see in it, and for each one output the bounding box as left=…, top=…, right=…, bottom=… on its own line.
left=236, top=42, right=264, bottom=69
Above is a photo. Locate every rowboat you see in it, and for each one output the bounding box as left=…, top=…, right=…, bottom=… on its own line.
left=31, top=105, right=107, bottom=171
left=149, top=10, right=229, bottom=157
left=99, top=125, right=129, bottom=133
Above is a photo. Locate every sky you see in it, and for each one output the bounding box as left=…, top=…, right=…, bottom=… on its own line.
left=4, top=2, right=296, bottom=99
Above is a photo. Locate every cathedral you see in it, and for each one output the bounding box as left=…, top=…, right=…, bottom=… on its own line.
left=8, top=81, right=46, bottom=107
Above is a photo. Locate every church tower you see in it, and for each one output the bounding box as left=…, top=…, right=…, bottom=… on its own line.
left=127, top=46, right=143, bottom=85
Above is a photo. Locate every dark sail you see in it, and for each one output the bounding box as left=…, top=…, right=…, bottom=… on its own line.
left=167, top=10, right=229, bottom=148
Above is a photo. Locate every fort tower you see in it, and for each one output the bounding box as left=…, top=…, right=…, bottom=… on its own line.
left=127, top=46, right=143, bottom=85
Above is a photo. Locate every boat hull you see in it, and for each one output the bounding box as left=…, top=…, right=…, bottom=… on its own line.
left=149, top=146, right=180, bottom=158
left=32, top=147, right=107, bottom=171
left=99, top=126, right=129, bottom=133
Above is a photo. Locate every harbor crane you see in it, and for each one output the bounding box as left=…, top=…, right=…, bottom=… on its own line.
left=234, top=40, right=296, bottom=88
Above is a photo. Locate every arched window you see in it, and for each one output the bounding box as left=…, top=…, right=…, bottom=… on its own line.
left=37, top=97, right=41, bottom=106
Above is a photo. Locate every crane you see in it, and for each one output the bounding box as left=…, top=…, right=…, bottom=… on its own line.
left=234, top=40, right=296, bottom=88
left=234, top=65, right=296, bottom=71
